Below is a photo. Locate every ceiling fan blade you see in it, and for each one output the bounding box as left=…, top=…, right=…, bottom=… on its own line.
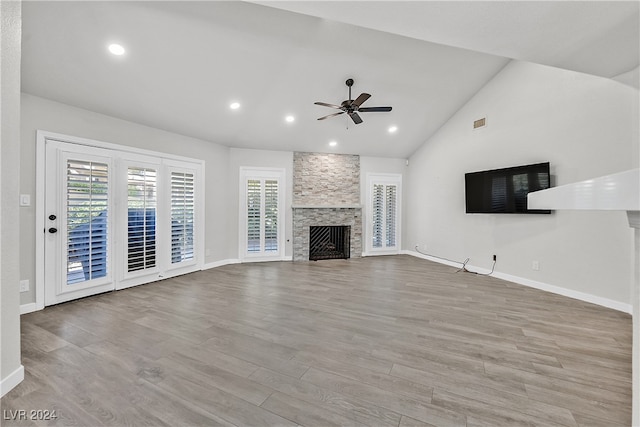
left=317, top=111, right=345, bottom=121
left=358, top=106, right=392, bottom=112
left=314, top=101, right=343, bottom=109
left=349, top=112, right=363, bottom=124
left=352, top=93, right=371, bottom=107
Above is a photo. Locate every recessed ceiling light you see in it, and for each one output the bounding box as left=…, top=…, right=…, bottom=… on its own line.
left=329, top=141, right=337, bottom=147
left=388, top=126, right=398, bottom=133
left=230, top=102, right=241, bottom=110
left=285, top=115, right=295, bottom=123
left=108, top=44, right=125, bottom=56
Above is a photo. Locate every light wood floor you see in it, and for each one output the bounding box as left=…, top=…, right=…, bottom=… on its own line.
left=2, top=255, right=632, bottom=426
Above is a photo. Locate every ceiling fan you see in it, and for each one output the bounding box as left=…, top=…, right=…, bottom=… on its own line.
left=315, top=78, right=392, bottom=124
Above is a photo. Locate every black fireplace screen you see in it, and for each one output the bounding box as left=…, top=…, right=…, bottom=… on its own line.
left=309, top=226, right=351, bottom=261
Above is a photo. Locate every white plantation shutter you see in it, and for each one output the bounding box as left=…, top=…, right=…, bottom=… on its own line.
left=372, top=184, right=384, bottom=248
left=66, top=160, right=109, bottom=284
left=171, top=171, right=195, bottom=263
left=264, top=179, right=278, bottom=252
left=368, top=174, right=401, bottom=254
left=385, top=185, right=397, bottom=247
left=127, top=167, right=157, bottom=273
left=247, top=179, right=261, bottom=253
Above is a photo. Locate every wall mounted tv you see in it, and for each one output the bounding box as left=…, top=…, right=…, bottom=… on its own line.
left=465, top=162, right=551, bottom=214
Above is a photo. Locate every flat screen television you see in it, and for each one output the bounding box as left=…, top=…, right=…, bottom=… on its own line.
left=465, top=162, right=551, bottom=214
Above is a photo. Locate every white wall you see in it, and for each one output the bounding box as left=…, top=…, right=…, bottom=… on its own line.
left=20, top=94, right=232, bottom=306
left=360, top=156, right=408, bottom=206
left=229, top=148, right=294, bottom=259
left=406, top=60, right=638, bottom=308
left=1, top=0, right=24, bottom=396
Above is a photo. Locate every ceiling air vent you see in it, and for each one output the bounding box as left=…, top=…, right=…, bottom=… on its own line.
left=473, top=117, right=486, bottom=129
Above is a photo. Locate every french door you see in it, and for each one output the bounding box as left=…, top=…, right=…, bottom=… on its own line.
left=239, top=167, right=285, bottom=261
left=366, top=173, right=402, bottom=255
left=44, top=143, right=115, bottom=305
left=42, top=137, right=202, bottom=306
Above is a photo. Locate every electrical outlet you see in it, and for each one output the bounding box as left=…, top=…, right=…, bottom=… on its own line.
left=532, top=260, right=540, bottom=271
left=19, top=280, right=29, bottom=293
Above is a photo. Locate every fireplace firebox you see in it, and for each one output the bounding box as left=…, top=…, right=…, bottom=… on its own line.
left=309, top=226, right=351, bottom=261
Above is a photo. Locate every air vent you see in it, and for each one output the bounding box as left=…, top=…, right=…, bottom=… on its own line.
left=473, top=117, right=486, bottom=129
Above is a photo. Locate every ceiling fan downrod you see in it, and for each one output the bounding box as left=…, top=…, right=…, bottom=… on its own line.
left=346, top=78, right=354, bottom=102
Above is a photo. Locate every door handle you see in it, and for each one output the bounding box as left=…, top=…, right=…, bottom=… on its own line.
left=49, top=214, right=57, bottom=221
left=48, top=227, right=58, bottom=234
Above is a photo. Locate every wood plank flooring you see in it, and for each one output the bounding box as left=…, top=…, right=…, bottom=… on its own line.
left=1, top=255, right=631, bottom=426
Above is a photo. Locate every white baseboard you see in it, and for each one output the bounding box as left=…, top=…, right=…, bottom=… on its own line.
left=400, top=249, right=462, bottom=269
left=202, top=259, right=241, bottom=270
left=202, top=256, right=299, bottom=269
left=363, top=251, right=401, bottom=257
left=403, top=250, right=632, bottom=314
left=20, top=303, right=37, bottom=315
left=491, top=270, right=632, bottom=314
left=238, top=256, right=292, bottom=264
left=1, top=365, right=24, bottom=397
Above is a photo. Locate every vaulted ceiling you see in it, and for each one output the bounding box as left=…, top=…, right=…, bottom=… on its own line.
left=20, top=1, right=639, bottom=158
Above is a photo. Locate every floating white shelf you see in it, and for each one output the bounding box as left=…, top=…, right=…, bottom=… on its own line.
left=528, top=168, right=640, bottom=211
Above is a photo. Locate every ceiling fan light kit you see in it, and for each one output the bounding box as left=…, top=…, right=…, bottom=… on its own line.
left=315, top=78, right=392, bottom=125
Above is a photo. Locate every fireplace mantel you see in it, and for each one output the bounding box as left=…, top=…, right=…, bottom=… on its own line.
left=292, top=204, right=363, bottom=209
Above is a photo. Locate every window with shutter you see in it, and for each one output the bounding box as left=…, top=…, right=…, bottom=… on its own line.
left=264, top=179, right=279, bottom=253
left=171, top=171, right=195, bottom=263
left=385, top=184, right=397, bottom=247
left=372, top=184, right=384, bottom=248
left=127, top=167, right=157, bottom=272
left=247, top=179, right=262, bottom=253
left=66, top=160, right=109, bottom=284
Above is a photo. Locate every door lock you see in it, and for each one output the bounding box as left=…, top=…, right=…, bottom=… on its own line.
left=48, top=227, right=58, bottom=234
left=48, top=214, right=57, bottom=221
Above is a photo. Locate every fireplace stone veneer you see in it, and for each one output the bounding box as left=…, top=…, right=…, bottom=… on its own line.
left=292, top=152, right=363, bottom=261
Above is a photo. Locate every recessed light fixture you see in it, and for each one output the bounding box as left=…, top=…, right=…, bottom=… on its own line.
left=329, top=140, right=338, bottom=147
left=388, top=125, right=398, bottom=133
left=229, top=102, right=241, bottom=110
left=285, top=115, right=295, bottom=123
left=108, top=43, right=125, bottom=56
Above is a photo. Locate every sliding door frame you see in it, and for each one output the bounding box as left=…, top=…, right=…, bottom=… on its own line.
left=35, top=130, right=205, bottom=310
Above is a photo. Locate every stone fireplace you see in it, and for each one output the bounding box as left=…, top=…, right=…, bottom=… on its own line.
left=292, top=152, right=363, bottom=261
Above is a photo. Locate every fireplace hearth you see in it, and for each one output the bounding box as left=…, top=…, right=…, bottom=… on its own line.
left=309, top=226, right=351, bottom=261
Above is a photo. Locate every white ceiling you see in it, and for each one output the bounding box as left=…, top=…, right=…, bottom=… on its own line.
left=20, top=1, right=639, bottom=159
